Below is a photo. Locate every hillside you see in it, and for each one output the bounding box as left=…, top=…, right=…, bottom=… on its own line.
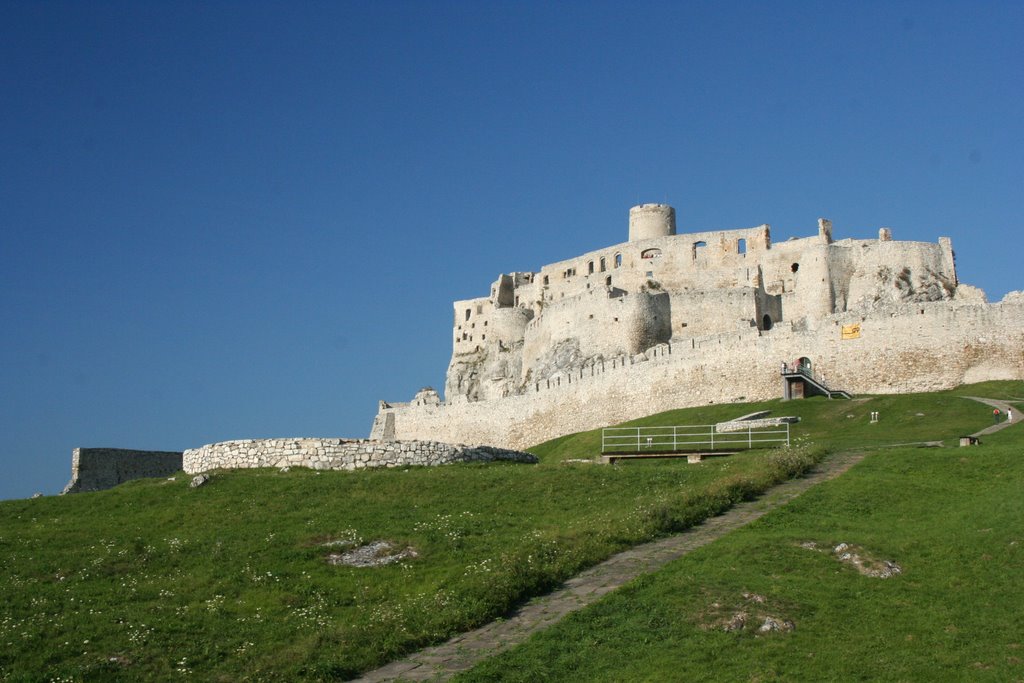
left=460, top=404, right=1024, bottom=680
left=1, top=382, right=1020, bottom=680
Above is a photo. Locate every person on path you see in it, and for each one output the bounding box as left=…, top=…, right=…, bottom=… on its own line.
left=994, top=408, right=1001, bottom=424
left=1009, top=408, right=1013, bottom=422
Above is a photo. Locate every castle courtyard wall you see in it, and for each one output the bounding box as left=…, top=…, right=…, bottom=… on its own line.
left=377, top=299, right=1024, bottom=450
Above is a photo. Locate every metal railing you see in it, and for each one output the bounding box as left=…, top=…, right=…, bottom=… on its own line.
left=782, top=365, right=852, bottom=400
left=601, top=423, right=790, bottom=453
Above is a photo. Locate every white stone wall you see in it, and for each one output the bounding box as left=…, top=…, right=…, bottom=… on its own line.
left=439, top=208, right=963, bottom=407
left=182, top=438, right=536, bottom=474
left=378, top=205, right=1019, bottom=451
left=377, top=298, right=1024, bottom=450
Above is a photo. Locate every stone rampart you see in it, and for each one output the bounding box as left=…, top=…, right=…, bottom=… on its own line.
left=62, top=448, right=184, bottom=494
left=377, top=298, right=1024, bottom=449
left=182, top=438, right=537, bottom=473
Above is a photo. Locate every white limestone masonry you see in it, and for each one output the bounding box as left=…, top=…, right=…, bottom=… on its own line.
left=374, top=205, right=1024, bottom=450
left=182, top=438, right=537, bottom=473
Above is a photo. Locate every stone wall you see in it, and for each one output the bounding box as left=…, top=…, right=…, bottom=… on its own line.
left=439, top=208, right=966, bottom=412
left=182, top=438, right=537, bottom=473
left=62, top=448, right=184, bottom=494
left=376, top=297, right=1024, bottom=450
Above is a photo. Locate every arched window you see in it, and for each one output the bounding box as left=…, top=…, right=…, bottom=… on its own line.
left=762, top=314, right=773, bottom=330
left=738, top=238, right=746, bottom=255
left=641, top=248, right=662, bottom=259
left=588, top=261, right=594, bottom=274
left=600, top=257, right=606, bottom=272
left=614, top=253, right=622, bottom=268
left=543, top=275, right=549, bottom=285
left=605, top=275, right=612, bottom=286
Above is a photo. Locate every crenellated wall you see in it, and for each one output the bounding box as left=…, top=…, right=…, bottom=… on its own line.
left=375, top=297, right=1024, bottom=450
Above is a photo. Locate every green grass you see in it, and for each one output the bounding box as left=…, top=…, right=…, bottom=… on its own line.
left=531, top=385, right=1018, bottom=463
left=0, top=446, right=820, bottom=680
left=458, top=404, right=1024, bottom=681
left=0, top=381, right=1018, bottom=681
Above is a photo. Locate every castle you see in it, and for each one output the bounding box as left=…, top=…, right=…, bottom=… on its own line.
left=372, top=204, right=1024, bottom=449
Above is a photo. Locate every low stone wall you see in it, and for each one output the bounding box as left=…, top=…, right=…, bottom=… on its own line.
left=182, top=438, right=537, bottom=474
left=715, top=416, right=800, bottom=433
left=63, top=448, right=184, bottom=494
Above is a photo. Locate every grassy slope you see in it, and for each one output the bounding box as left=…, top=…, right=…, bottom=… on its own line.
left=532, top=387, right=1009, bottom=462
left=0, top=382, right=1019, bottom=681
left=0, top=439, right=816, bottom=680
left=460, top=399, right=1024, bottom=680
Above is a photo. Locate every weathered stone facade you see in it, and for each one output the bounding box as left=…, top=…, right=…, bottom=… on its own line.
left=182, top=438, right=536, bottom=473
left=62, top=448, right=184, bottom=494
left=374, top=206, right=1024, bottom=449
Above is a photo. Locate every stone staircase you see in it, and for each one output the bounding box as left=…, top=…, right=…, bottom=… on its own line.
left=781, top=366, right=852, bottom=400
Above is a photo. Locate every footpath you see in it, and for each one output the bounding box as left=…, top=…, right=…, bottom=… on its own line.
left=963, top=396, right=1017, bottom=437
left=357, top=396, right=1017, bottom=682
left=356, top=450, right=866, bottom=682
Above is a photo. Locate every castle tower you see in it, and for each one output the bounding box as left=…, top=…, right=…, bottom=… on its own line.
left=628, top=203, right=676, bottom=242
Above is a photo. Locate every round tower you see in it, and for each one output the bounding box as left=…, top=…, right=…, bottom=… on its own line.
left=628, top=204, right=676, bottom=242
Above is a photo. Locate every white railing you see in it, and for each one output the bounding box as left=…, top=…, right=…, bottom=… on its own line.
left=601, top=423, right=790, bottom=453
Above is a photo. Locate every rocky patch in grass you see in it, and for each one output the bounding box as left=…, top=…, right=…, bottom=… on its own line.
left=698, top=591, right=795, bottom=635
left=325, top=540, right=418, bottom=568
left=801, top=540, right=902, bottom=578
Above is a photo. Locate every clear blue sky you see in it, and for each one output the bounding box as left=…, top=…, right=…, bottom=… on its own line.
left=2, top=1, right=1022, bottom=500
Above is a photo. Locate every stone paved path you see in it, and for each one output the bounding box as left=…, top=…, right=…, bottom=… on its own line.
left=354, top=449, right=868, bottom=683
left=964, top=396, right=1018, bottom=437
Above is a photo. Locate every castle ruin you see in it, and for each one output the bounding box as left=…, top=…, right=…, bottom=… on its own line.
left=372, top=204, right=1024, bottom=448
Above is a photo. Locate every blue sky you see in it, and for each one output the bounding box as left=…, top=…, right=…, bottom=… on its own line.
left=2, top=1, right=1022, bottom=500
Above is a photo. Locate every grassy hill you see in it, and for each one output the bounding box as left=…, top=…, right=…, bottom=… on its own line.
left=459, top=406, right=1024, bottom=681
left=1, top=382, right=1020, bottom=680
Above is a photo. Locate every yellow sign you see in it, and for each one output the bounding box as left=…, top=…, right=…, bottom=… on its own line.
left=841, top=323, right=861, bottom=340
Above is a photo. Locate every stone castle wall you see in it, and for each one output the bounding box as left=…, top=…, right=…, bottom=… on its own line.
left=182, top=438, right=537, bottom=473
left=376, top=297, right=1024, bottom=450
left=377, top=206, right=1014, bottom=450
left=63, top=448, right=184, bottom=494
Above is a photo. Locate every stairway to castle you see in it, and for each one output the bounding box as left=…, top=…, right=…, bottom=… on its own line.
left=781, top=363, right=852, bottom=400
